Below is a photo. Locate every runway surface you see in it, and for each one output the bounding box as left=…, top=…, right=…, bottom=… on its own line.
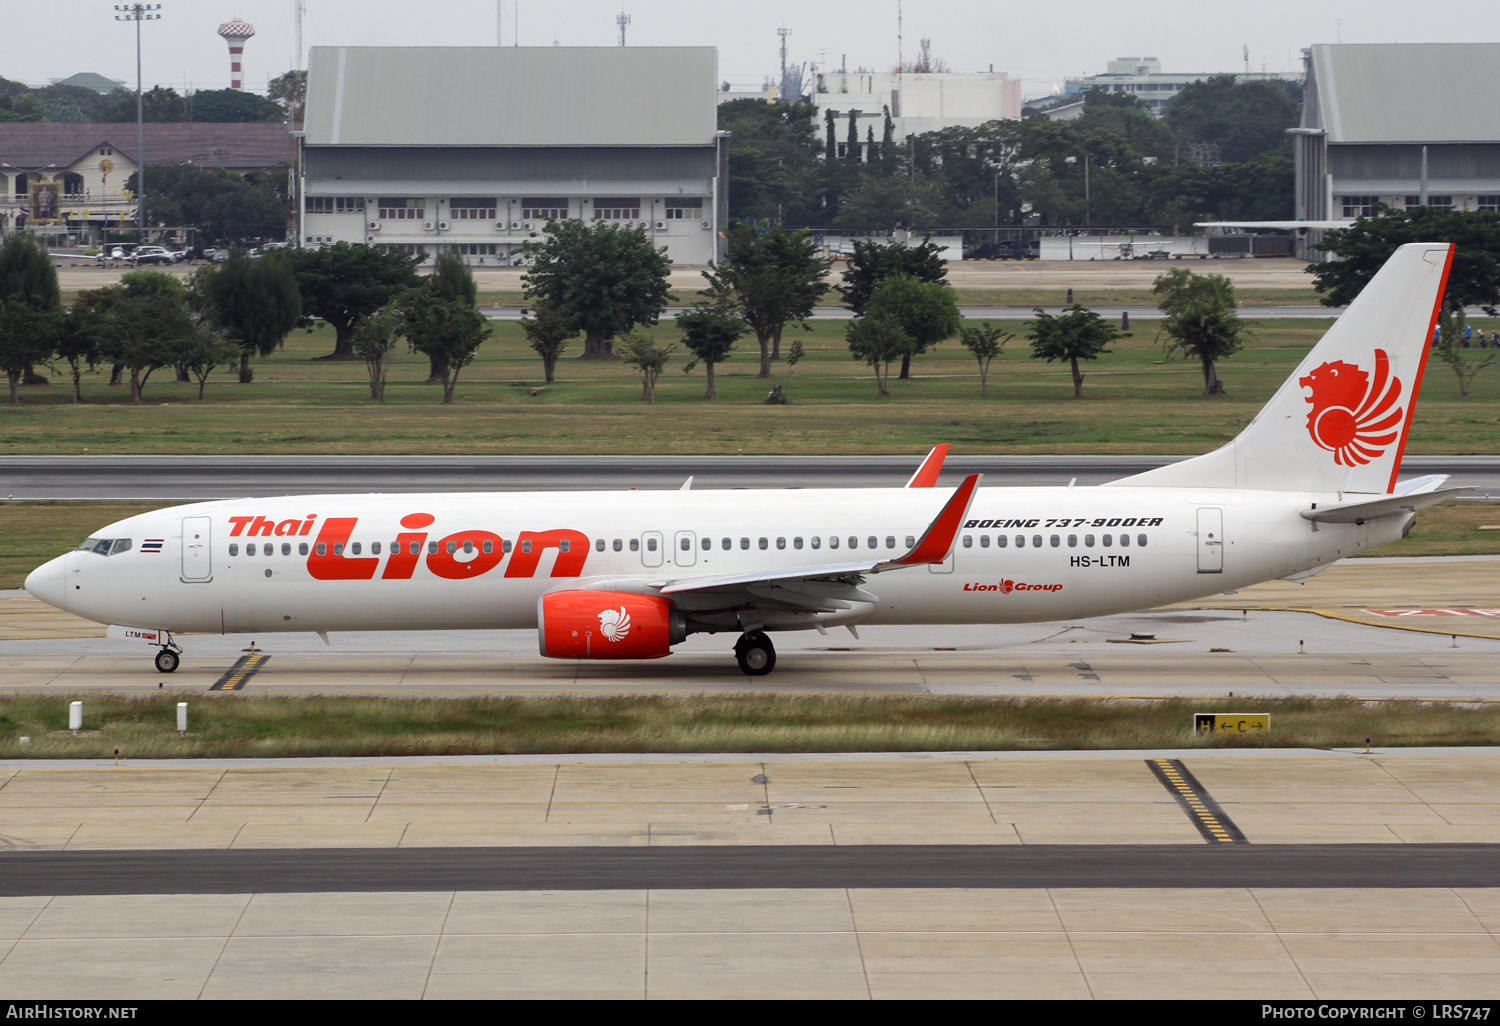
left=4, top=844, right=1496, bottom=895
left=6, top=453, right=1500, bottom=499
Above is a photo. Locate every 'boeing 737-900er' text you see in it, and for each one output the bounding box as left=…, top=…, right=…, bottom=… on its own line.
left=26, top=244, right=1466, bottom=675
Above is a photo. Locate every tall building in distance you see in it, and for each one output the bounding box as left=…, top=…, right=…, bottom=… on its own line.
left=1063, top=57, right=1299, bottom=115
left=218, top=18, right=256, bottom=91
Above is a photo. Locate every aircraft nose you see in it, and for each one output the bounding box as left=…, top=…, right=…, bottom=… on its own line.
left=24, top=555, right=69, bottom=612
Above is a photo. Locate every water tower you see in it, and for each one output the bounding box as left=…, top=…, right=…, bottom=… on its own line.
left=217, top=18, right=256, bottom=90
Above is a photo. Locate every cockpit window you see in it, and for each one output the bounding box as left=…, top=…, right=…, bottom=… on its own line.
left=76, top=537, right=131, bottom=556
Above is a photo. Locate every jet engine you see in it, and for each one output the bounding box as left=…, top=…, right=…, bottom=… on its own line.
left=537, top=590, right=687, bottom=659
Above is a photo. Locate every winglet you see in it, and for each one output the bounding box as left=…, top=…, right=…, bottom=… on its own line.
left=880, top=473, right=981, bottom=569
left=905, top=444, right=950, bottom=487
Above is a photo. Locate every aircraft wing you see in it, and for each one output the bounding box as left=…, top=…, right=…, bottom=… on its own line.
left=656, top=473, right=981, bottom=605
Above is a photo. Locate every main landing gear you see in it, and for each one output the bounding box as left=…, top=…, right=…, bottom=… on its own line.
left=734, top=630, right=776, bottom=676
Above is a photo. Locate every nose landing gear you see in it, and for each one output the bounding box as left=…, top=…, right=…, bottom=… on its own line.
left=150, top=636, right=183, bottom=678
left=734, top=630, right=776, bottom=676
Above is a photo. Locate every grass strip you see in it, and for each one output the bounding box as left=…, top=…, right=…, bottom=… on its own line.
left=2, top=694, right=1496, bottom=759
left=4, top=318, right=1500, bottom=456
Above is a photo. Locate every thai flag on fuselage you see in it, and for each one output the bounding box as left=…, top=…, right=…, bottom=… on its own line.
left=141, top=539, right=164, bottom=553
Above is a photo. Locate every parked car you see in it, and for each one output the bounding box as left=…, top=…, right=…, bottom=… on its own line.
left=131, top=246, right=175, bottom=266
left=169, top=248, right=192, bottom=263
left=202, top=248, right=231, bottom=264
left=261, top=241, right=290, bottom=252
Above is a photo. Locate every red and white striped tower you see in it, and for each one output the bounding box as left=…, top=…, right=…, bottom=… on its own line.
left=217, top=18, right=255, bottom=90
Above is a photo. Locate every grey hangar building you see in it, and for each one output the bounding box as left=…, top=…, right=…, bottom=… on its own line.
left=298, top=46, right=727, bottom=266
left=1292, top=42, right=1500, bottom=258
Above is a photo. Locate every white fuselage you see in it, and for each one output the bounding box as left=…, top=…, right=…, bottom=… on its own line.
left=26, top=484, right=1396, bottom=637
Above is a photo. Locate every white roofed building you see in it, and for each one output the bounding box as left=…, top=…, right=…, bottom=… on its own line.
left=1294, top=43, right=1500, bottom=258
left=809, top=71, right=1021, bottom=160
left=299, top=46, right=726, bottom=265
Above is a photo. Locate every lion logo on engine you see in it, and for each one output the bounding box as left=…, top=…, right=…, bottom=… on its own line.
left=598, top=606, right=631, bottom=642
left=1298, top=348, right=1404, bottom=467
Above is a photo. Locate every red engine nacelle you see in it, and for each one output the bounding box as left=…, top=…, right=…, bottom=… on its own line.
left=537, top=590, right=687, bottom=660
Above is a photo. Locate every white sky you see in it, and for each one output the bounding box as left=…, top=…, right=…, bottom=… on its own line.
left=5, top=1, right=1498, bottom=98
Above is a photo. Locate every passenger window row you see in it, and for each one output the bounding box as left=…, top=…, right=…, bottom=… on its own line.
left=961, top=533, right=1149, bottom=549
left=593, top=535, right=920, bottom=553
left=230, top=537, right=551, bottom=558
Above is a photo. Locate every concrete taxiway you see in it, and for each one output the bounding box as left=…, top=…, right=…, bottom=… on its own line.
left=3, top=750, right=1500, bottom=998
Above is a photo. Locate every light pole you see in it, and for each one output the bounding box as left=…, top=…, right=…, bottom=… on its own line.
left=994, top=170, right=1001, bottom=245
left=115, top=4, right=162, bottom=243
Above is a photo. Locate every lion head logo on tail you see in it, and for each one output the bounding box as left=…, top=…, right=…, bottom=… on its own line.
left=1298, top=348, right=1404, bottom=467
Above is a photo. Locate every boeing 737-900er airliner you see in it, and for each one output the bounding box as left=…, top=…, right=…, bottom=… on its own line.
left=25, top=243, right=1467, bottom=676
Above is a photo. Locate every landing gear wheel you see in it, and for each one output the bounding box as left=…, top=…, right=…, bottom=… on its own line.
left=154, top=648, right=180, bottom=674
left=734, top=631, right=776, bottom=676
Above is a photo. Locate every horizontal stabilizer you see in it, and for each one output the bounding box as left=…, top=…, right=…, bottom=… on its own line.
left=1300, top=487, right=1470, bottom=524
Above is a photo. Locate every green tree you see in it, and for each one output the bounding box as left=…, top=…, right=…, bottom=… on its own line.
left=269, top=70, right=307, bottom=119
left=0, top=232, right=61, bottom=385
left=178, top=327, right=242, bottom=400
left=1148, top=151, right=1294, bottom=226
left=58, top=290, right=112, bottom=403
left=957, top=321, right=1012, bottom=396
left=519, top=300, right=580, bottom=385
left=677, top=304, right=747, bottom=398
left=102, top=85, right=186, bottom=122
left=1026, top=304, right=1124, bottom=397
left=127, top=165, right=286, bottom=245
left=97, top=275, right=195, bottom=403
left=35, top=83, right=118, bottom=122
left=286, top=242, right=424, bottom=359
left=836, top=237, right=947, bottom=315
left=700, top=222, right=828, bottom=377
left=186, top=88, right=285, bottom=123
left=619, top=333, right=675, bottom=404
left=910, top=120, right=1027, bottom=224
left=0, top=92, right=45, bottom=123
left=208, top=252, right=303, bottom=381
left=718, top=98, right=824, bottom=224
left=0, top=301, right=58, bottom=404
left=864, top=273, right=961, bottom=379
left=398, top=289, right=490, bottom=403
left=421, top=250, right=478, bottom=383
left=1152, top=268, right=1253, bottom=395
left=846, top=316, right=911, bottom=397
left=1165, top=76, right=1300, bottom=163
left=832, top=175, right=947, bottom=228
left=1308, top=206, right=1500, bottom=312
left=0, top=232, right=62, bottom=310
left=521, top=219, right=672, bottom=359
left=350, top=306, right=404, bottom=403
